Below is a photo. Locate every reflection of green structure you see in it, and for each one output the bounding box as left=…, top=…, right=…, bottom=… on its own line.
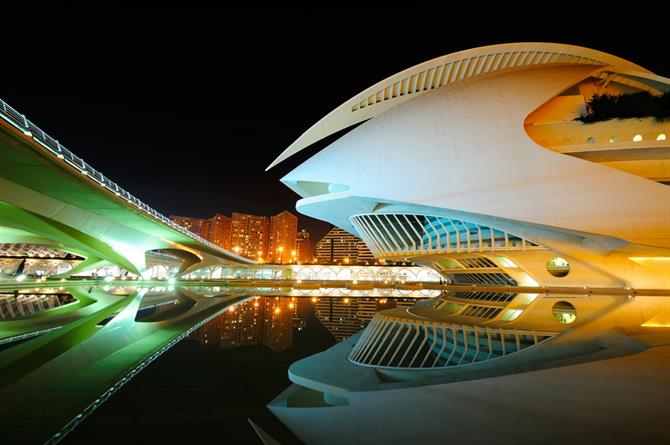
left=0, top=98, right=253, bottom=278
left=0, top=285, right=242, bottom=443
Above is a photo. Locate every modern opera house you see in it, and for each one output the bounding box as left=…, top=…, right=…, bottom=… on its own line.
left=267, top=43, right=670, bottom=444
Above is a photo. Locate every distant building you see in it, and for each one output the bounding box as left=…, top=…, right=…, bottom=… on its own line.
left=268, top=211, right=298, bottom=263
left=315, top=227, right=374, bottom=264
left=170, top=211, right=303, bottom=260
left=207, top=213, right=232, bottom=250
left=296, top=230, right=312, bottom=263
left=170, top=214, right=231, bottom=249
left=169, top=215, right=210, bottom=239
left=357, top=242, right=376, bottom=265
left=230, top=212, right=269, bottom=260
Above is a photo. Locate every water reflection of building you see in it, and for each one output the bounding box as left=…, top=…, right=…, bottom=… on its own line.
left=314, top=297, right=423, bottom=341
left=192, top=296, right=297, bottom=353
left=293, top=296, right=310, bottom=330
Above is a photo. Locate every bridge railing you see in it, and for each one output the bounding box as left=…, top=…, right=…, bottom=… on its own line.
left=0, top=98, right=253, bottom=264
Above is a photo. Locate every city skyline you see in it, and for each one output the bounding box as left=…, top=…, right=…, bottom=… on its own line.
left=171, top=209, right=311, bottom=262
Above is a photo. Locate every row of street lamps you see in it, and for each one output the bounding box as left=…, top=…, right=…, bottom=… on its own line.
left=231, top=245, right=298, bottom=264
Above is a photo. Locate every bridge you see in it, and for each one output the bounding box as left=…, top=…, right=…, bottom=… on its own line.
left=0, top=98, right=253, bottom=279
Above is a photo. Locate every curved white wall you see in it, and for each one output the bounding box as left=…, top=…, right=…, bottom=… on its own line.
left=283, top=65, right=670, bottom=249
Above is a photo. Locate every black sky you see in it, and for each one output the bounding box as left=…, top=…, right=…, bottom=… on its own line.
left=3, top=10, right=669, bottom=243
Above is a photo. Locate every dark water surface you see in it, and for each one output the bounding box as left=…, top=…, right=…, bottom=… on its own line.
left=61, top=295, right=418, bottom=444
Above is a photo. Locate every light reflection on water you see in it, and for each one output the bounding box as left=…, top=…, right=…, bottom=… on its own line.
left=0, top=283, right=430, bottom=442
left=188, top=294, right=425, bottom=351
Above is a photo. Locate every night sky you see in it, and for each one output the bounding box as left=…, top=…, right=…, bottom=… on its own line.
left=3, top=10, right=668, bottom=243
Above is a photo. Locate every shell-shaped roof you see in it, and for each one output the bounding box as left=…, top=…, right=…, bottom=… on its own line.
left=267, top=42, right=649, bottom=170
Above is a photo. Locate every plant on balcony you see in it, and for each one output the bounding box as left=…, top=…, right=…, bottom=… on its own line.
left=576, top=91, right=670, bottom=123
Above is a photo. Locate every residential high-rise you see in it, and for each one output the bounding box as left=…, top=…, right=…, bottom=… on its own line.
left=268, top=211, right=298, bottom=263
left=169, top=215, right=210, bottom=239
left=315, top=227, right=373, bottom=264
left=296, top=230, right=312, bottom=263
left=207, top=213, right=232, bottom=250
left=171, top=211, right=300, bottom=259
left=170, top=214, right=231, bottom=249
left=230, top=212, right=269, bottom=260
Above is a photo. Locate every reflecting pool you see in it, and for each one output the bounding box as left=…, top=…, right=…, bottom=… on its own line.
left=0, top=284, right=427, bottom=443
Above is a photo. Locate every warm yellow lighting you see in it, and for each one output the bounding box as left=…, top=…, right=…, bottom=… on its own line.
left=343, top=298, right=350, bottom=303
left=233, top=246, right=241, bottom=254
left=657, top=133, right=667, bottom=141
left=311, top=297, right=318, bottom=303
left=274, top=307, right=281, bottom=314
left=629, top=257, right=670, bottom=262
left=641, top=305, right=670, bottom=327
left=253, top=301, right=259, bottom=307
left=344, top=257, right=350, bottom=264
left=228, top=306, right=235, bottom=312
left=633, top=134, right=643, bottom=142
left=289, top=302, right=295, bottom=309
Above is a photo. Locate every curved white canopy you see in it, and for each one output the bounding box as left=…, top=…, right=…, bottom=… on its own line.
left=267, top=42, right=649, bottom=170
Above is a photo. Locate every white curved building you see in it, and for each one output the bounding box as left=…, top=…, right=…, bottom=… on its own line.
left=267, top=43, right=670, bottom=444
left=271, top=42, right=670, bottom=291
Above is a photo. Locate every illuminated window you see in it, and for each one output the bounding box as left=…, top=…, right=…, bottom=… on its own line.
left=552, top=301, right=577, bottom=324
left=657, top=133, right=667, bottom=141
left=633, top=134, right=643, bottom=142
left=546, top=257, right=570, bottom=277
left=608, top=136, right=619, bottom=143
